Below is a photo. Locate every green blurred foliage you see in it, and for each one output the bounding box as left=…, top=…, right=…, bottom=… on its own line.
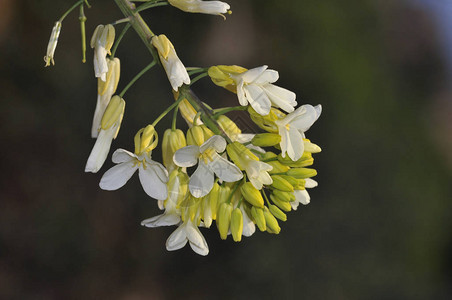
left=0, top=0, right=451, bottom=298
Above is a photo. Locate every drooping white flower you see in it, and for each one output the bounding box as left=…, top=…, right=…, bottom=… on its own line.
left=91, top=24, right=115, bottom=81
left=85, top=96, right=125, bottom=173
left=99, top=149, right=169, bottom=200
left=275, top=104, right=322, bottom=161
left=239, top=203, right=256, bottom=237
left=168, top=0, right=230, bottom=18
left=173, top=135, right=243, bottom=198
left=226, top=142, right=273, bottom=190
left=291, top=178, right=318, bottom=210
left=166, top=219, right=209, bottom=256
left=44, top=21, right=62, bottom=67
left=91, top=58, right=121, bottom=138
left=152, top=34, right=190, bottom=91
left=141, top=170, right=189, bottom=227
left=232, top=65, right=297, bottom=116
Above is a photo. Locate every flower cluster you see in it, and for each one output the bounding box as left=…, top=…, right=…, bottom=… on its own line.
left=44, top=0, right=322, bottom=255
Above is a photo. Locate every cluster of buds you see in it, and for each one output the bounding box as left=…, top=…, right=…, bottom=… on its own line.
left=45, top=0, right=322, bottom=255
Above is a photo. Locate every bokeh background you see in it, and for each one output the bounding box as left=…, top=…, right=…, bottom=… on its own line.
left=1, top=0, right=451, bottom=298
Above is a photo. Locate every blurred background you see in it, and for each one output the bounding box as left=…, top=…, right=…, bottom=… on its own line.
left=1, top=0, right=451, bottom=298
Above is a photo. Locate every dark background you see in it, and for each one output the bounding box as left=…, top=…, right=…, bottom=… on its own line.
left=1, top=0, right=451, bottom=298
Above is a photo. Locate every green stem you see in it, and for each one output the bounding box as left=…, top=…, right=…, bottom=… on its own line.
left=119, top=60, right=156, bottom=97
left=135, top=1, right=169, bottom=13
left=213, top=105, right=247, bottom=118
left=226, top=181, right=241, bottom=204
left=263, top=157, right=279, bottom=162
left=59, top=0, right=85, bottom=22
left=190, top=72, right=209, bottom=85
left=187, top=67, right=209, bottom=76
left=79, top=4, right=87, bottom=63
left=262, top=190, right=271, bottom=206
left=152, top=96, right=184, bottom=127
left=171, top=102, right=179, bottom=130
left=111, top=23, right=132, bottom=58
left=111, top=17, right=131, bottom=25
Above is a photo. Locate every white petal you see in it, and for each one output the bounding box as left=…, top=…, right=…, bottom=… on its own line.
left=236, top=80, right=248, bottom=106
left=264, top=84, right=297, bottom=113
left=112, top=148, right=136, bottom=163
left=189, top=161, right=214, bottom=198
left=295, top=189, right=310, bottom=205
left=209, top=153, right=243, bottom=182
left=235, top=133, right=255, bottom=143
left=85, top=126, right=117, bottom=173
left=254, top=69, right=279, bottom=84
left=99, top=160, right=138, bottom=190
left=139, top=165, right=168, bottom=200
left=291, top=105, right=320, bottom=132
left=240, top=204, right=256, bottom=237
left=186, top=1, right=230, bottom=14
left=200, top=135, right=226, bottom=153
left=241, top=65, right=268, bottom=83
left=244, top=84, right=271, bottom=116
left=305, top=178, right=318, bottom=188
left=290, top=201, right=300, bottom=211
left=141, top=213, right=181, bottom=227
left=148, top=161, right=169, bottom=183
left=173, top=145, right=200, bottom=167
left=166, top=224, right=188, bottom=251
left=286, top=126, right=304, bottom=161
left=186, top=221, right=209, bottom=256
left=91, top=94, right=106, bottom=138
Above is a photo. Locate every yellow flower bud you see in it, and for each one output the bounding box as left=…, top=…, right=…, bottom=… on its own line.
left=226, top=142, right=258, bottom=170
left=100, top=95, right=125, bottom=138
left=98, top=58, right=121, bottom=96
left=263, top=207, right=281, bottom=234
left=267, top=161, right=290, bottom=174
left=269, top=194, right=292, bottom=212
left=208, top=65, right=247, bottom=93
left=278, top=152, right=314, bottom=168
left=247, top=107, right=280, bottom=133
left=270, top=175, right=294, bottom=192
left=251, top=207, right=266, bottom=231
left=162, top=129, right=186, bottom=171
left=272, top=190, right=293, bottom=202
left=251, top=133, right=281, bottom=147
left=186, top=125, right=205, bottom=146
left=286, top=168, right=318, bottom=179
left=268, top=205, right=287, bottom=222
left=90, top=24, right=115, bottom=54
left=230, top=208, right=243, bottom=242
left=217, top=202, right=233, bottom=240
left=200, top=124, right=214, bottom=140
left=261, top=151, right=277, bottom=160
left=304, top=139, right=322, bottom=153
left=240, top=182, right=264, bottom=208
left=217, top=185, right=231, bottom=208
left=279, top=175, right=299, bottom=187
left=217, top=115, right=241, bottom=139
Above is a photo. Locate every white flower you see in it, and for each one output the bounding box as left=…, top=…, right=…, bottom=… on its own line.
left=85, top=96, right=125, bottom=173
left=276, top=104, right=322, bottom=161
left=168, top=0, right=230, bottom=17
left=152, top=34, right=190, bottom=91
left=174, top=135, right=243, bottom=198
left=99, top=149, right=169, bottom=200
left=166, top=219, right=209, bottom=256
left=44, top=21, right=62, bottom=67
left=240, top=203, right=256, bottom=237
left=291, top=178, right=318, bottom=210
left=91, top=24, right=115, bottom=81
left=232, top=65, right=297, bottom=116
left=91, top=58, right=121, bottom=138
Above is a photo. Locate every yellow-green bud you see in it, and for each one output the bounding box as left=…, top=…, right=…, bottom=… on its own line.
left=208, top=65, right=247, bottom=93
left=226, top=142, right=258, bottom=170
left=268, top=204, right=287, bottom=222
left=217, top=115, right=241, bottom=139
left=217, top=202, right=233, bottom=240
left=270, top=175, right=294, bottom=192
left=270, top=194, right=292, bottom=212
left=217, top=185, right=231, bottom=208
left=304, top=139, right=322, bottom=153
left=230, top=208, right=243, bottom=242
left=202, top=196, right=213, bottom=228
left=278, top=152, right=314, bottom=167
left=162, top=129, right=186, bottom=170
left=186, top=125, right=205, bottom=146
left=261, top=151, right=277, bottom=160
left=247, top=107, right=279, bottom=133
left=273, top=190, right=293, bottom=202
left=251, top=206, right=266, bottom=231
left=286, top=168, right=318, bottom=179
left=279, top=175, right=299, bottom=187
left=240, top=182, right=264, bottom=208
left=251, top=133, right=281, bottom=147
left=91, top=24, right=115, bottom=53
left=98, top=58, right=120, bottom=96
left=200, top=124, right=214, bottom=140
left=293, top=178, right=306, bottom=190
left=267, top=161, right=290, bottom=174
left=100, top=95, right=125, bottom=137
left=206, top=182, right=220, bottom=220
left=263, top=207, right=281, bottom=234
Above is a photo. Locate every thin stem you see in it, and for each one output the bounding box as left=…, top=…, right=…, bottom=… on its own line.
left=187, top=67, right=209, bottom=75
left=152, top=96, right=184, bottom=127
left=190, top=72, right=209, bottom=85
left=226, top=181, right=241, bottom=204
left=119, top=60, right=156, bottom=97
left=213, top=106, right=247, bottom=118
left=111, top=23, right=132, bottom=58
left=111, top=17, right=131, bottom=25
left=262, top=190, right=271, bottom=206
left=171, top=102, right=179, bottom=131
left=135, top=1, right=169, bottom=13
left=236, top=196, right=243, bottom=208
left=59, top=0, right=85, bottom=22
left=263, top=157, right=279, bottom=163
left=79, top=4, right=87, bottom=63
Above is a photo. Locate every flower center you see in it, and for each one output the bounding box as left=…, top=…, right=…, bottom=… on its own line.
left=201, top=148, right=216, bottom=164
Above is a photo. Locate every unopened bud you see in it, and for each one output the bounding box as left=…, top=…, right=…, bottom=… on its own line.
left=247, top=107, right=280, bottom=133
left=186, top=125, right=205, bottom=146
left=267, top=161, right=290, bottom=174
left=251, top=133, right=281, bottom=147
left=278, top=152, right=314, bottom=167
left=226, top=142, right=258, bottom=170
left=208, top=65, right=247, bottom=92
left=268, top=204, right=287, bottom=222
left=286, top=168, right=318, bottom=179
left=98, top=58, right=120, bottom=96
left=162, top=129, right=186, bottom=170
left=273, top=190, right=293, bottom=202
left=263, top=207, right=281, bottom=234
left=100, top=95, right=125, bottom=135
left=251, top=206, right=266, bottom=231
left=271, top=175, right=294, bottom=192
left=269, top=194, right=292, bottom=212
left=217, top=202, right=233, bottom=240
left=200, top=124, right=214, bottom=140
left=240, top=182, right=264, bottom=208
left=217, top=115, right=241, bottom=138
left=304, top=139, right=322, bottom=153
left=230, top=208, right=243, bottom=242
